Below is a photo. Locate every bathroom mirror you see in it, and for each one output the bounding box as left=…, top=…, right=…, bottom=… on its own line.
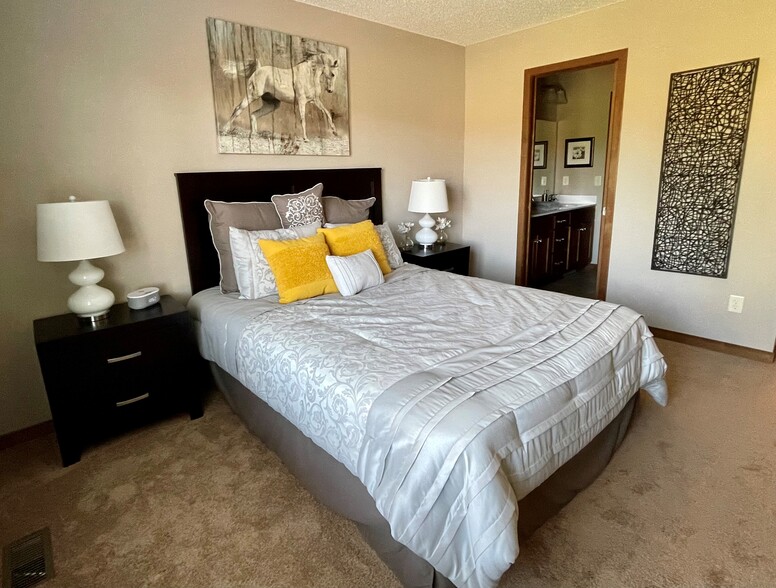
left=532, top=77, right=565, bottom=197
left=532, top=120, right=557, bottom=196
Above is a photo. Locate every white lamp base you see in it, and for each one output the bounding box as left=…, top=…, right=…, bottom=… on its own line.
left=67, top=259, right=115, bottom=321
left=414, top=213, right=438, bottom=249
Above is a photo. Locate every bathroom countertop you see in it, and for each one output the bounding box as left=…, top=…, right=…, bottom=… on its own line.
left=530, top=201, right=595, bottom=218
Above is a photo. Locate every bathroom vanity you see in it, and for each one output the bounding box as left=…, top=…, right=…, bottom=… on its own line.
left=528, top=202, right=595, bottom=287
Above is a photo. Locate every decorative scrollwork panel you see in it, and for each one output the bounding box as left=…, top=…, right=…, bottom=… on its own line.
left=651, top=59, right=758, bottom=278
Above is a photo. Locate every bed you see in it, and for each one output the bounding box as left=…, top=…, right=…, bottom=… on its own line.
left=176, top=168, right=668, bottom=588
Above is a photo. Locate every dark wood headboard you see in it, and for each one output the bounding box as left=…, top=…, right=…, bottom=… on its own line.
left=176, top=168, right=383, bottom=294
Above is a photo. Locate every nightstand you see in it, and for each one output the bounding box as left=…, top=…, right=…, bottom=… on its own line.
left=33, top=296, right=205, bottom=466
left=401, top=242, right=470, bottom=276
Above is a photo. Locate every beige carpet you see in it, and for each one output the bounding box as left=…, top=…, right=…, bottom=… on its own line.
left=2, top=339, right=775, bottom=587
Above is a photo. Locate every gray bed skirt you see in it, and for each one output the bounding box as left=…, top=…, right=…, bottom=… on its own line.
left=212, top=363, right=638, bottom=588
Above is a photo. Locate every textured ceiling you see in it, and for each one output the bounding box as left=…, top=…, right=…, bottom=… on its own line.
left=293, top=0, right=624, bottom=46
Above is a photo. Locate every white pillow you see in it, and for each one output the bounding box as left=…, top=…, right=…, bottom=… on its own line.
left=374, top=224, right=404, bottom=270
left=230, top=223, right=320, bottom=299
left=326, top=249, right=385, bottom=297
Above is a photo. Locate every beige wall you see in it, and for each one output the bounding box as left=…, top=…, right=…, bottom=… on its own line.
left=463, top=0, right=776, bottom=351
left=0, top=0, right=464, bottom=435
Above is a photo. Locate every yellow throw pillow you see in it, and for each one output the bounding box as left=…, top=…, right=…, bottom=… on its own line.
left=258, top=234, right=338, bottom=304
left=318, top=220, right=392, bottom=275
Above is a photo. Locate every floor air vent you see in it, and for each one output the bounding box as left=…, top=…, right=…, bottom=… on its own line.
left=2, top=528, right=54, bottom=588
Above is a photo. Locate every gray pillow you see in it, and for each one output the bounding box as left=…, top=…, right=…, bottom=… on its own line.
left=271, top=183, right=324, bottom=228
left=322, top=196, right=376, bottom=224
left=204, top=200, right=282, bottom=293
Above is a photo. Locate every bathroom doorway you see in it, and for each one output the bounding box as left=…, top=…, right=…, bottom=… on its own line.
left=515, top=49, right=628, bottom=300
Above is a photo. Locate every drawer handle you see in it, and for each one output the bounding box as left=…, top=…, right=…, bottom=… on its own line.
left=107, top=351, right=142, bottom=364
left=116, top=393, right=149, bottom=407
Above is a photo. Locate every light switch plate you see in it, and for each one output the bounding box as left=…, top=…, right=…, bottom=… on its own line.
left=540, top=176, right=547, bottom=186
left=562, top=176, right=569, bottom=186
left=594, top=175, right=602, bottom=186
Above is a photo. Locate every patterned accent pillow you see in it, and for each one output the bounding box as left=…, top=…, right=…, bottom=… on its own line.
left=258, top=234, right=338, bottom=304
left=375, top=224, right=404, bottom=270
left=326, top=249, right=385, bottom=297
left=229, top=223, right=320, bottom=299
left=271, top=183, right=324, bottom=228
left=318, top=220, right=392, bottom=275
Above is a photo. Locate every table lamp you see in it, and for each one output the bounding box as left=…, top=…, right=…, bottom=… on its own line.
left=37, top=196, right=125, bottom=321
left=408, top=177, right=448, bottom=248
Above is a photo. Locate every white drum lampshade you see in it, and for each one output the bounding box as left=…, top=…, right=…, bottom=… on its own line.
left=408, top=177, right=448, bottom=248
left=37, top=196, right=125, bottom=321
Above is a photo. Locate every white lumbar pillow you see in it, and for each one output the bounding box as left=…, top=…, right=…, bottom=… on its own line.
left=326, top=249, right=385, bottom=297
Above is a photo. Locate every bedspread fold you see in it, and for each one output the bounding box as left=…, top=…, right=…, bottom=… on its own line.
left=358, top=299, right=667, bottom=588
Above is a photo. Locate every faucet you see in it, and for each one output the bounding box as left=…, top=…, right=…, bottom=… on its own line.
left=541, top=190, right=557, bottom=202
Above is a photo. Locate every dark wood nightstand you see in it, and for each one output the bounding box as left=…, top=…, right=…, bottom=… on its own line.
left=401, top=242, right=470, bottom=276
left=33, top=296, right=205, bottom=466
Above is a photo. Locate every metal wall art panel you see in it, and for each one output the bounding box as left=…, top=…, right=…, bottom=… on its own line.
left=206, top=18, right=350, bottom=155
left=651, top=58, right=758, bottom=278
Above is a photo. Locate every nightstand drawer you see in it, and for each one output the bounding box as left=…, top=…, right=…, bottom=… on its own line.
left=435, top=251, right=467, bottom=273
left=91, top=323, right=187, bottom=401
left=401, top=242, right=471, bottom=276
left=97, top=323, right=186, bottom=370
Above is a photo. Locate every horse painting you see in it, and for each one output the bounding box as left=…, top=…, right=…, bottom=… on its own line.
left=206, top=18, right=350, bottom=155
left=221, top=52, right=340, bottom=142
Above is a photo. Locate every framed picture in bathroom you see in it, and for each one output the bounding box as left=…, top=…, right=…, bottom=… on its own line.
left=565, top=137, right=594, bottom=167
left=533, top=141, right=548, bottom=169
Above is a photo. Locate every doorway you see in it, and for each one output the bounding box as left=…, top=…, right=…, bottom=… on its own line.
left=516, top=49, right=628, bottom=300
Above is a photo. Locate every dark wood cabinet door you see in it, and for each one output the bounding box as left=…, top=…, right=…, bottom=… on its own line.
left=573, top=222, right=593, bottom=269
left=528, top=215, right=554, bottom=285
left=569, top=207, right=595, bottom=270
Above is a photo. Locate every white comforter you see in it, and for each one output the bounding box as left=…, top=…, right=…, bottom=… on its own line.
left=191, top=265, right=667, bottom=587
left=359, top=292, right=666, bottom=587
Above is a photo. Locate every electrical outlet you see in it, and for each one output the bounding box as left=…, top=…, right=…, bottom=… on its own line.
left=540, top=176, right=547, bottom=186
left=562, top=176, right=569, bottom=186
left=728, top=295, right=744, bottom=313
left=594, top=175, right=602, bottom=186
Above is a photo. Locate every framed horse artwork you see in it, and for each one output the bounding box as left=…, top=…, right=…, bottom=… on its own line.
left=206, top=18, right=350, bottom=156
